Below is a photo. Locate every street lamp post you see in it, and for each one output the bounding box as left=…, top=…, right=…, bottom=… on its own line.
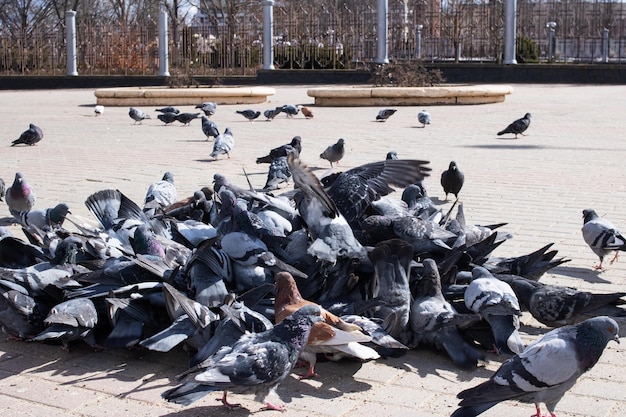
left=547, top=21, right=556, bottom=61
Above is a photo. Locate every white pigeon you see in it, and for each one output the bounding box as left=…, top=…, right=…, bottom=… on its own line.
left=143, top=171, right=177, bottom=217
left=94, top=105, right=104, bottom=116
left=581, top=208, right=626, bottom=270
left=418, top=109, right=431, bottom=127
left=210, top=127, right=235, bottom=160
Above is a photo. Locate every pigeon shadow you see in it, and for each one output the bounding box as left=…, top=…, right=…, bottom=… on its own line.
left=463, top=144, right=544, bottom=150
left=551, top=265, right=613, bottom=284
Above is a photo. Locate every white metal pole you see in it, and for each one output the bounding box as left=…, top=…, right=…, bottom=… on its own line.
left=158, top=10, right=170, bottom=76
left=65, top=11, right=78, bottom=76
left=262, top=0, right=275, bottom=70
left=503, top=0, right=517, bottom=64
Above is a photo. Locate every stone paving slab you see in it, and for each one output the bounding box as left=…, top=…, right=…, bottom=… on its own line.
left=0, top=84, right=625, bottom=416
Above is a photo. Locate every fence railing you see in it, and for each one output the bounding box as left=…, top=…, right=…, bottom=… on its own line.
left=1, top=0, right=625, bottom=76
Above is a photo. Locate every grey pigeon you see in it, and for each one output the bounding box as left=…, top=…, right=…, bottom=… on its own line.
left=281, top=104, right=299, bottom=117
left=162, top=304, right=323, bottom=411
left=12, top=123, right=43, bottom=146
left=155, top=106, right=180, bottom=114
left=175, top=112, right=201, bottom=126
left=441, top=160, right=464, bottom=200
left=15, top=203, right=71, bottom=232
left=288, top=154, right=366, bottom=262
left=417, top=109, right=431, bottom=127
left=201, top=116, right=219, bottom=139
left=368, top=239, right=413, bottom=339
left=0, top=177, right=5, bottom=201
left=31, top=297, right=99, bottom=350
left=256, top=136, right=302, bottom=164
left=408, top=258, right=485, bottom=369
left=376, top=108, right=397, bottom=122
left=498, top=273, right=626, bottom=327
left=581, top=208, right=626, bottom=270
left=195, top=101, right=217, bottom=116
left=497, top=112, right=531, bottom=138
left=210, top=127, right=235, bottom=159
left=157, top=112, right=178, bottom=126
left=263, top=107, right=283, bottom=121
left=319, top=138, right=345, bottom=167
left=263, top=156, right=292, bottom=191
left=129, top=107, right=151, bottom=124
left=143, top=171, right=177, bottom=216
left=5, top=172, right=36, bottom=214
left=236, top=109, right=261, bottom=121
left=464, top=266, right=525, bottom=354
left=451, top=316, right=620, bottom=417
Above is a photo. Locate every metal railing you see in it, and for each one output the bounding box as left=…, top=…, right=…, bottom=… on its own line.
left=1, top=0, right=625, bottom=76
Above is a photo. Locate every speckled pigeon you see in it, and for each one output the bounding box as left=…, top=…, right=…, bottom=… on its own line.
left=162, top=304, right=323, bottom=411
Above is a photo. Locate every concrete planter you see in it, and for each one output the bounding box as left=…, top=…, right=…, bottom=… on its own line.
left=94, top=86, right=275, bottom=106
left=307, top=85, right=513, bottom=106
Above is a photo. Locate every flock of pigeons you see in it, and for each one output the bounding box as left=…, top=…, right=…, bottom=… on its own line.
left=0, top=100, right=623, bottom=416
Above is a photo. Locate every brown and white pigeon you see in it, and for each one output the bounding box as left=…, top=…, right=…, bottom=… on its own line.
left=451, top=316, right=620, bottom=417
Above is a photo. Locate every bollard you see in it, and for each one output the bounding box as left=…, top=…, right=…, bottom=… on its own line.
left=262, top=0, right=275, bottom=70
left=65, top=11, right=78, bottom=76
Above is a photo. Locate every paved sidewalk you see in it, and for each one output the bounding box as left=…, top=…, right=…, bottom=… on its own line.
left=0, top=84, right=625, bottom=417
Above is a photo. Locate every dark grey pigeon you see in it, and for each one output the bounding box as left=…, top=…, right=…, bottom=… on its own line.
left=464, top=266, right=525, bottom=355
left=256, top=136, right=302, bottom=164
left=581, top=208, right=626, bottom=270
left=162, top=304, right=323, bottom=411
left=324, top=158, right=432, bottom=227
left=497, top=273, right=626, bottom=327
left=196, top=101, right=217, bottom=116
left=376, top=108, right=397, bottom=122
left=0, top=279, right=46, bottom=339
left=157, top=112, right=178, bottom=126
left=408, top=258, right=484, bottom=369
left=497, top=112, right=531, bottom=138
left=201, top=116, right=219, bottom=139
left=386, top=151, right=398, bottom=160
left=236, top=109, right=261, bottom=121
left=155, top=106, right=180, bottom=114
left=281, top=104, right=299, bottom=117
left=264, top=107, right=283, bottom=121
left=129, top=107, right=151, bottom=124
left=417, top=109, right=431, bottom=127
left=319, top=138, right=345, bottom=168
left=440, top=160, right=464, bottom=200
left=176, top=112, right=201, bottom=126
left=12, top=123, right=43, bottom=146
left=0, top=177, right=5, bottom=201
left=451, top=316, right=620, bottom=417
left=5, top=172, right=36, bottom=214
